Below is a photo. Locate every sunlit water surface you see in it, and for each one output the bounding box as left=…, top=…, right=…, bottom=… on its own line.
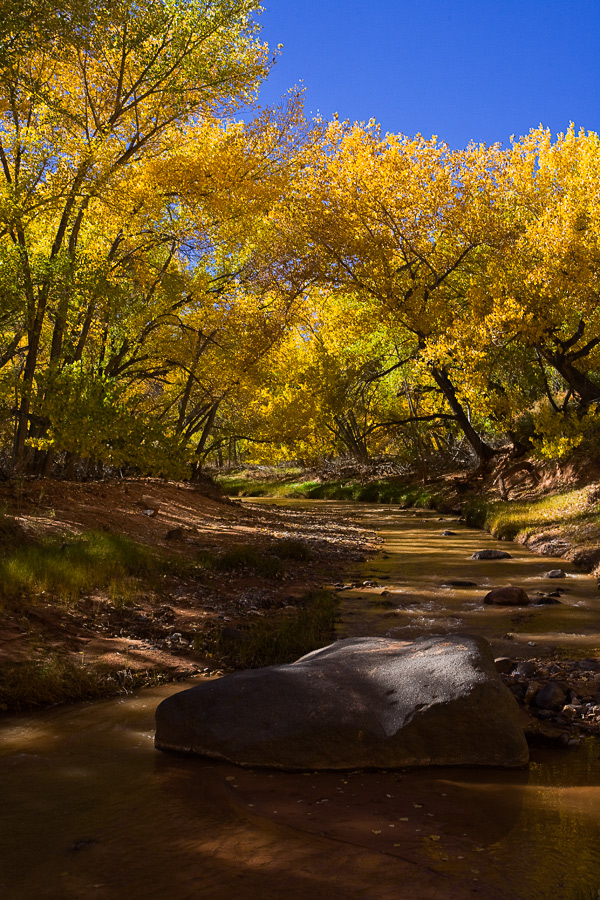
left=2, top=504, right=600, bottom=900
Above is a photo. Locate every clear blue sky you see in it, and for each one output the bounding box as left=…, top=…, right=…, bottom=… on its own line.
left=254, top=0, right=600, bottom=148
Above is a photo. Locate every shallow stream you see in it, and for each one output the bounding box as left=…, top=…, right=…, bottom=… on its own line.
left=2, top=504, right=600, bottom=900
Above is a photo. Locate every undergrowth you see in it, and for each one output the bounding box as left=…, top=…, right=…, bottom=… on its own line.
left=463, top=486, right=600, bottom=541
left=0, top=528, right=162, bottom=608
left=0, top=651, right=166, bottom=712
left=209, top=589, right=338, bottom=668
left=197, top=538, right=312, bottom=578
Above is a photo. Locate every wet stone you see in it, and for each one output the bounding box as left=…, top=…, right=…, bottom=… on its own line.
left=546, top=569, right=567, bottom=578
left=472, top=549, right=513, bottom=560
left=484, top=586, right=530, bottom=606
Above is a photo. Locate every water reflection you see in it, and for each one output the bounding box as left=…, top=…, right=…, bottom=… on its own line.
left=1, top=503, right=600, bottom=899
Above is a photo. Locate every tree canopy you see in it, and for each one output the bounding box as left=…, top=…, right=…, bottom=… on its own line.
left=0, top=1, right=598, bottom=477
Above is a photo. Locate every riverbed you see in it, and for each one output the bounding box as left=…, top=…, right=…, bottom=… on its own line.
left=2, top=504, right=600, bottom=900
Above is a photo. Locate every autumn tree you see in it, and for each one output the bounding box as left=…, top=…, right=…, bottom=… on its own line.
left=269, top=120, right=514, bottom=466
left=0, top=0, right=269, bottom=471
left=480, top=126, right=600, bottom=455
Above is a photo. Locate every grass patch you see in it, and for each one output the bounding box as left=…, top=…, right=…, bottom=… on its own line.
left=210, top=545, right=284, bottom=578
left=217, top=472, right=441, bottom=506
left=0, top=530, right=159, bottom=608
left=197, top=539, right=312, bottom=577
left=463, top=486, right=600, bottom=541
left=210, top=590, right=338, bottom=668
left=268, top=538, right=312, bottom=561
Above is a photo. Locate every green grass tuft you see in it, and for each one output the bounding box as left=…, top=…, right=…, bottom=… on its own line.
left=0, top=530, right=158, bottom=608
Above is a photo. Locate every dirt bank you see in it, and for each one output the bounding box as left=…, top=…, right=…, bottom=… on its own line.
left=0, top=478, right=379, bottom=711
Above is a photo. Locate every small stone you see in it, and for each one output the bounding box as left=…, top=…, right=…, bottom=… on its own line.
left=524, top=681, right=542, bottom=703
left=578, top=658, right=600, bottom=671
left=494, top=657, right=515, bottom=674
left=533, top=595, right=562, bottom=605
left=513, top=661, right=536, bottom=678
left=535, top=682, right=567, bottom=710
left=441, top=530, right=456, bottom=536
left=546, top=569, right=566, bottom=579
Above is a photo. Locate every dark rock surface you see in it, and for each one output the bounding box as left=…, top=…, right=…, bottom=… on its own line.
left=472, top=549, right=513, bottom=560
left=155, top=634, right=529, bottom=769
left=534, top=683, right=567, bottom=710
left=532, top=594, right=562, bottom=605
left=484, top=585, right=530, bottom=606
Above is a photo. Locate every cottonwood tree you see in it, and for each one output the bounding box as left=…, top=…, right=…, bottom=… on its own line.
left=0, top=0, right=269, bottom=471
left=272, top=120, right=511, bottom=466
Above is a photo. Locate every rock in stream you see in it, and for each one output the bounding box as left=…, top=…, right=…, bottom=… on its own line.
left=155, top=634, right=529, bottom=769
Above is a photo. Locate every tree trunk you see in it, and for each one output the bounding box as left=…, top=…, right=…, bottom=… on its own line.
left=538, top=347, right=600, bottom=408
left=429, top=365, right=498, bottom=466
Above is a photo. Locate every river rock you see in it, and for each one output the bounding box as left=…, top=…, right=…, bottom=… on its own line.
left=484, top=586, right=530, bottom=606
left=155, top=634, right=529, bottom=769
left=513, top=660, right=537, bottom=678
left=472, top=549, right=513, bottom=560
left=546, top=569, right=566, bottom=578
left=494, top=657, right=515, bottom=674
left=534, top=682, right=567, bottom=710
left=532, top=594, right=562, bottom=605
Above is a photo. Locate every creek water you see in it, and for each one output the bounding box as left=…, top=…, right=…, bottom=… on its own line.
left=2, top=504, right=600, bottom=900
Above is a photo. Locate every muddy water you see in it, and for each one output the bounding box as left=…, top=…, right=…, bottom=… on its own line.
left=2, top=504, right=600, bottom=900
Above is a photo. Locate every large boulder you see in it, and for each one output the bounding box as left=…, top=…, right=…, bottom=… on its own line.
left=155, top=634, right=529, bottom=770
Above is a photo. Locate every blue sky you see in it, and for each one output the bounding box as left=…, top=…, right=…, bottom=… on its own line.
left=254, top=0, right=600, bottom=148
